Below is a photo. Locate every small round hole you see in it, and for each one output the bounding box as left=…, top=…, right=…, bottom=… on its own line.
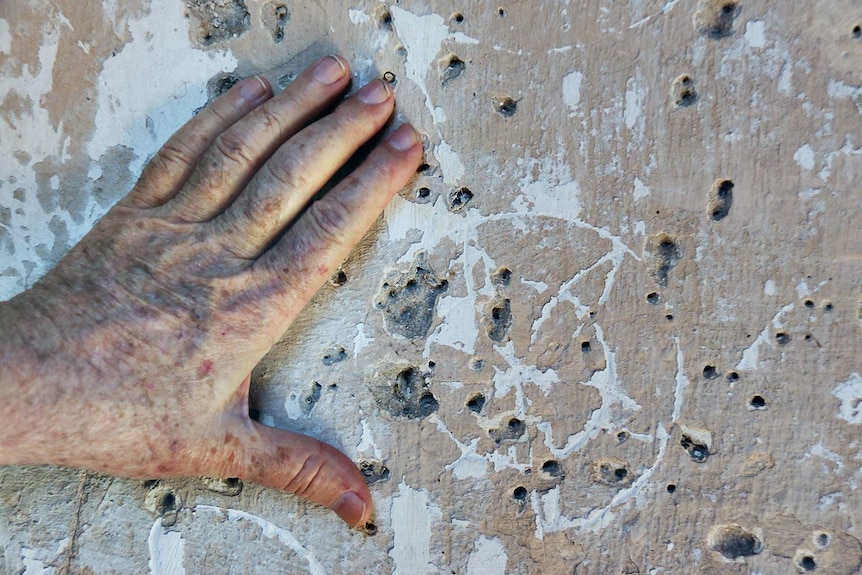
left=853, top=25, right=861, bottom=39
left=513, top=486, right=528, bottom=500
left=750, top=395, right=766, bottom=409
left=804, top=299, right=815, bottom=309
left=383, top=71, right=396, bottom=84
left=775, top=332, right=791, bottom=345
left=417, top=187, right=430, bottom=198
left=726, top=371, right=739, bottom=382
left=800, top=555, right=817, bottom=571
left=616, top=431, right=629, bottom=442
left=581, top=341, right=591, bottom=352
left=666, top=484, right=677, bottom=493
left=721, top=2, right=735, bottom=15
left=822, top=300, right=834, bottom=311
left=466, top=393, right=486, bottom=413
left=452, top=12, right=464, bottom=23
left=646, top=292, right=660, bottom=305
left=703, top=365, right=719, bottom=379
left=498, top=7, right=506, bottom=17
left=665, top=314, right=674, bottom=321
left=614, top=468, right=628, bottom=480
left=542, top=460, right=561, bottom=476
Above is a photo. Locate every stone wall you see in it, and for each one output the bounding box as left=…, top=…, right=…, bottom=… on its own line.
left=1, top=1, right=861, bottom=573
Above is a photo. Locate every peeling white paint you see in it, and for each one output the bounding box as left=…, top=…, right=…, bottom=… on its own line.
left=353, top=323, right=374, bottom=356
left=0, top=19, right=11, bottom=54
left=809, top=443, right=845, bottom=472
left=465, top=536, right=507, bottom=575
left=624, top=78, right=643, bottom=130
left=763, top=279, right=777, bottom=296
left=745, top=20, right=766, bottom=48
left=390, top=483, right=441, bottom=575
left=390, top=6, right=477, bottom=125
left=147, top=519, right=186, bottom=575
left=347, top=8, right=370, bottom=25
left=433, top=140, right=466, bottom=186
left=632, top=177, right=650, bottom=200
left=88, top=0, right=237, bottom=176
left=794, top=144, right=816, bottom=171
left=833, top=373, right=862, bottom=425
left=562, top=71, right=583, bottom=115
left=777, top=63, right=793, bottom=95
left=736, top=302, right=795, bottom=370
left=356, top=419, right=383, bottom=459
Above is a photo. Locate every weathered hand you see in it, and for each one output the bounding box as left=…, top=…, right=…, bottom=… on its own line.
left=0, top=55, right=421, bottom=528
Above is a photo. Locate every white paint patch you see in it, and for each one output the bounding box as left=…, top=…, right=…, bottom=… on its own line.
left=745, top=20, right=766, bottom=48
left=763, top=280, right=777, bottom=296
left=88, top=0, right=237, bottom=176
left=632, top=177, right=650, bottom=200
left=465, top=537, right=507, bottom=575
left=827, top=79, right=862, bottom=115
left=348, top=8, right=370, bottom=25
left=809, top=443, right=845, bottom=472
left=521, top=279, right=548, bottom=293
left=356, top=419, right=383, bottom=459
left=777, top=63, right=793, bottom=95
left=390, top=6, right=477, bottom=124
left=0, top=19, right=11, bottom=54
left=736, top=302, right=795, bottom=370
left=352, top=323, right=374, bottom=356
left=634, top=220, right=646, bottom=235
left=833, top=373, right=862, bottom=425
left=671, top=337, right=689, bottom=422
left=434, top=140, right=466, bottom=185
left=796, top=280, right=810, bottom=298
left=390, top=483, right=442, bottom=575
left=148, top=519, right=186, bottom=575
left=624, top=78, right=643, bottom=130
left=562, top=71, right=584, bottom=115
left=794, top=144, right=816, bottom=171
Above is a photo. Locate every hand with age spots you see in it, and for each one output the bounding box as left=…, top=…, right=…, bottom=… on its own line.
left=0, top=55, right=422, bottom=528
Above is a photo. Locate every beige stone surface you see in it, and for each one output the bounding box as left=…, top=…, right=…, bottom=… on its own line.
left=1, top=0, right=861, bottom=573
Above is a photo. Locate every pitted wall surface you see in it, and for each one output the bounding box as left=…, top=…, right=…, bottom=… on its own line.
left=0, top=1, right=861, bottom=573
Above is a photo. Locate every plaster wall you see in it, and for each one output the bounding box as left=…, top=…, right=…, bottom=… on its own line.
left=0, top=1, right=861, bottom=573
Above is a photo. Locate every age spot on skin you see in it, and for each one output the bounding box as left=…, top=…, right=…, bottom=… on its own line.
left=197, top=359, right=213, bottom=378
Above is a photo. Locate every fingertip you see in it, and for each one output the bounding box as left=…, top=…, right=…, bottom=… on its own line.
left=333, top=490, right=372, bottom=527
left=387, top=124, right=421, bottom=153
left=237, top=74, right=272, bottom=106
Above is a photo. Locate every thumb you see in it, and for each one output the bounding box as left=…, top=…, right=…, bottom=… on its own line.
left=233, top=420, right=373, bottom=528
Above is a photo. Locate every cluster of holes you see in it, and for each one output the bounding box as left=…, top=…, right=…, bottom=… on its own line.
left=673, top=74, right=697, bottom=107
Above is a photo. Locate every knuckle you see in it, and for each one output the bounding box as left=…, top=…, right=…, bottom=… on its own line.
left=305, top=197, right=351, bottom=246
left=152, top=140, right=197, bottom=173
left=256, top=105, right=288, bottom=137
left=264, top=154, right=313, bottom=192
left=212, top=130, right=258, bottom=169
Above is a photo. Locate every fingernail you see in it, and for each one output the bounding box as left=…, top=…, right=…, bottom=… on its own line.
left=313, top=55, right=346, bottom=85
left=333, top=491, right=366, bottom=526
left=238, top=75, right=270, bottom=105
left=357, top=79, right=391, bottom=105
left=388, top=124, right=420, bottom=152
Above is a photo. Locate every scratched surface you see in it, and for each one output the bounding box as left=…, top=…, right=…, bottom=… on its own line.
left=1, top=0, right=861, bottom=573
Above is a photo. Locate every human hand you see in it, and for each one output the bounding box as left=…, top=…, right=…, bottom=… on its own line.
left=0, top=55, right=422, bottom=528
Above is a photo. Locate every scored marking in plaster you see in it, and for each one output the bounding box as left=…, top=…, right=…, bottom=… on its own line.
left=147, top=506, right=325, bottom=575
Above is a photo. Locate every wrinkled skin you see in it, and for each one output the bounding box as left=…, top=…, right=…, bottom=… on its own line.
left=0, top=55, right=422, bottom=528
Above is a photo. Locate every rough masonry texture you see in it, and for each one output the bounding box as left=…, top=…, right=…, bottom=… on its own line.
left=1, top=0, right=861, bottom=573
